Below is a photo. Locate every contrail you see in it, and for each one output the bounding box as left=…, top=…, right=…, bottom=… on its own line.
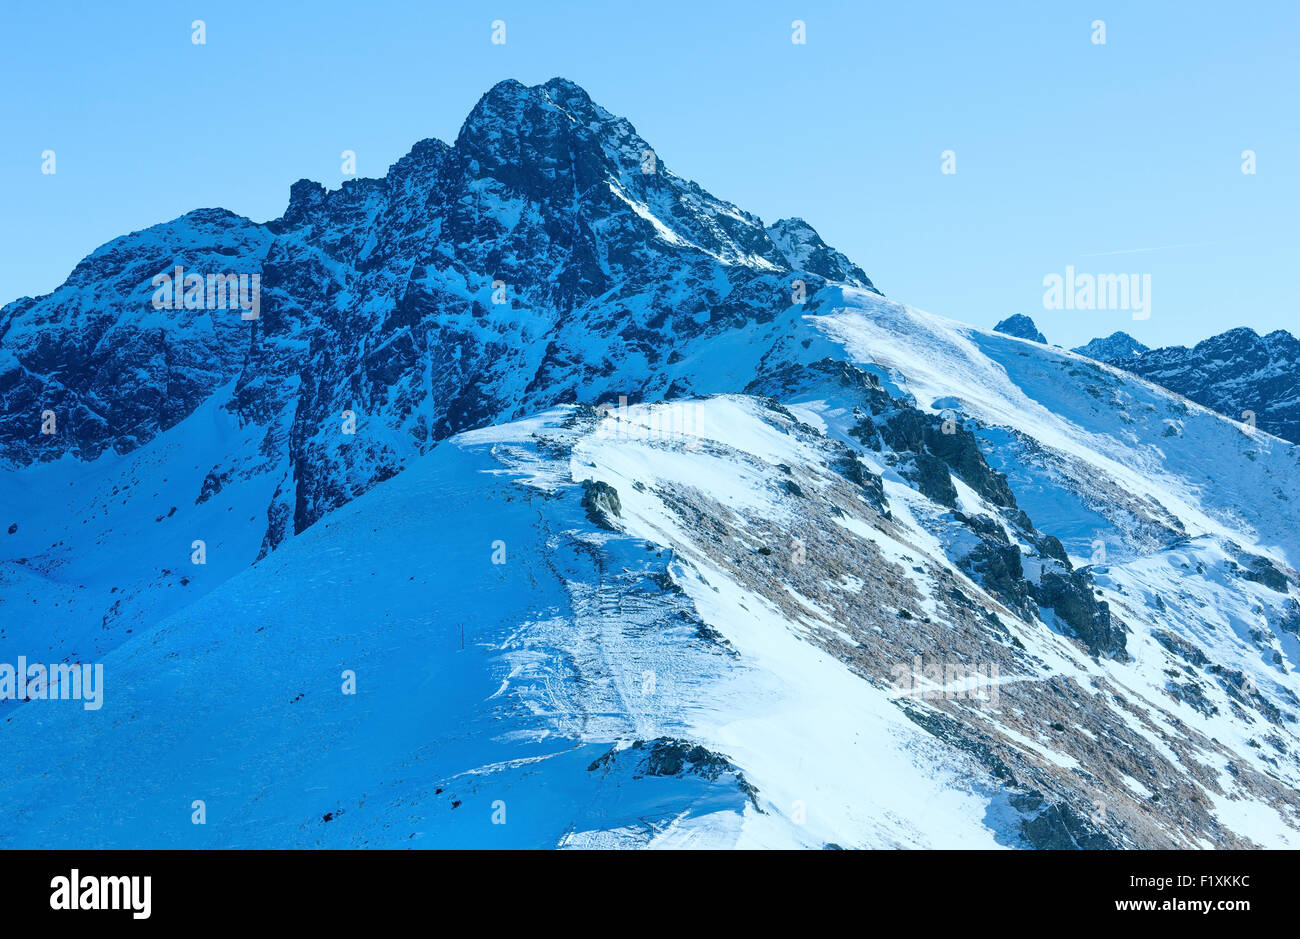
left=1079, top=241, right=1217, bottom=258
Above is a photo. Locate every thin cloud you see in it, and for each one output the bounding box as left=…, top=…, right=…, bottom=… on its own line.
left=1079, top=242, right=1218, bottom=258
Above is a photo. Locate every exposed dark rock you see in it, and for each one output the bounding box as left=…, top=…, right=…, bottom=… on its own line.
left=1153, top=630, right=1209, bottom=666
left=580, top=479, right=622, bottom=531
left=831, top=451, right=888, bottom=515
left=1013, top=792, right=1116, bottom=849
left=1036, top=534, right=1072, bottom=568
left=1166, top=680, right=1219, bottom=718
left=1032, top=568, right=1128, bottom=659
left=905, top=452, right=958, bottom=507
left=878, top=409, right=1018, bottom=509
left=1238, top=555, right=1290, bottom=593
left=954, top=512, right=1036, bottom=620
left=587, top=737, right=762, bottom=812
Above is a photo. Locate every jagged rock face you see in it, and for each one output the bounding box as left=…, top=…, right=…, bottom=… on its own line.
left=1077, top=326, right=1300, bottom=444
left=0, top=78, right=879, bottom=546
left=993, top=314, right=1047, bottom=344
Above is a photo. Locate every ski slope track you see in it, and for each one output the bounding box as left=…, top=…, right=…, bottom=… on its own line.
left=1, top=79, right=1298, bottom=849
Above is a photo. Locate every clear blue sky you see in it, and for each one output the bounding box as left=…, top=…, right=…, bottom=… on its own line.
left=2, top=0, right=1296, bottom=350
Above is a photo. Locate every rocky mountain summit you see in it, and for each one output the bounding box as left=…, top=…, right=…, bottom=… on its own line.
left=1, top=78, right=881, bottom=553
left=993, top=314, right=1047, bottom=344
left=1072, top=331, right=1149, bottom=362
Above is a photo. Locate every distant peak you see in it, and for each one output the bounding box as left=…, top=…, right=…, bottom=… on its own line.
left=1206, top=326, right=1261, bottom=344
left=1071, top=331, right=1149, bottom=362
left=993, top=314, right=1047, bottom=344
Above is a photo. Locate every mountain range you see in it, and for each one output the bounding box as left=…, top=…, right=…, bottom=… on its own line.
left=994, top=315, right=1300, bottom=445
left=2, top=79, right=1299, bottom=849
